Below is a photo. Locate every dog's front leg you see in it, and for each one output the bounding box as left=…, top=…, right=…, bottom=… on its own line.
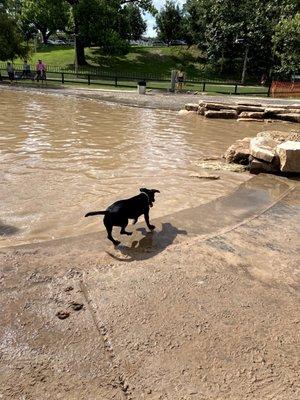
left=144, top=211, right=155, bottom=231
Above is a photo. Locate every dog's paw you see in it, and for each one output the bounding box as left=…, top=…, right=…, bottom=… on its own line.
left=149, top=225, right=155, bottom=231
left=126, top=232, right=133, bottom=236
left=113, top=240, right=121, bottom=246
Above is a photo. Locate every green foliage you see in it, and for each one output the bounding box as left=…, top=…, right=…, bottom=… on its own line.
left=0, top=9, right=28, bottom=60
left=121, top=4, right=147, bottom=40
left=155, top=0, right=182, bottom=45
left=183, top=0, right=299, bottom=79
left=273, top=12, right=300, bottom=77
left=21, top=0, right=70, bottom=44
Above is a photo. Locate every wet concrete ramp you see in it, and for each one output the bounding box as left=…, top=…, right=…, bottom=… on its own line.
left=114, top=174, right=296, bottom=259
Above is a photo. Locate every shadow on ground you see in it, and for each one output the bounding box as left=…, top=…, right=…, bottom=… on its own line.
left=0, top=221, right=19, bottom=236
left=106, top=222, right=187, bottom=262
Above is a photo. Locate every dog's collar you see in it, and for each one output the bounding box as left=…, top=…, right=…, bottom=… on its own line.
left=140, top=191, right=150, bottom=203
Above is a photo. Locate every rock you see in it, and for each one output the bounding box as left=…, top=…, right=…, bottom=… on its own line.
left=276, top=114, right=300, bottom=123
left=190, top=173, right=220, bottom=180
left=197, top=106, right=205, bottom=115
left=204, top=102, right=236, bottom=111
left=237, top=118, right=264, bottom=122
left=205, top=110, right=238, bottom=119
left=250, top=136, right=278, bottom=163
left=239, top=111, right=265, bottom=119
left=185, top=103, right=199, bottom=112
left=178, top=109, right=194, bottom=116
left=276, top=141, right=300, bottom=173
left=195, top=160, right=246, bottom=172
left=64, top=286, right=74, bottom=292
left=257, top=130, right=300, bottom=142
left=236, top=105, right=265, bottom=113
left=237, top=102, right=263, bottom=107
left=56, top=311, right=70, bottom=320
left=264, top=108, right=291, bottom=116
left=224, top=137, right=251, bottom=164
left=70, top=302, right=84, bottom=311
left=249, top=158, right=279, bottom=175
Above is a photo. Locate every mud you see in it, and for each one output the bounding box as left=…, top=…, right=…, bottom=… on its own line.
left=1, top=175, right=299, bottom=399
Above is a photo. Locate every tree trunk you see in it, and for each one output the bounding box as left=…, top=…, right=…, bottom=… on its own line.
left=75, top=35, right=86, bottom=67
left=41, top=29, right=48, bottom=45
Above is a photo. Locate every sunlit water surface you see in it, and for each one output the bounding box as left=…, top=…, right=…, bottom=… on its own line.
left=0, top=89, right=295, bottom=247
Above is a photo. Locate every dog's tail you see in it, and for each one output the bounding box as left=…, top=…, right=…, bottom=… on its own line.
left=85, top=211, right=107, bottom=217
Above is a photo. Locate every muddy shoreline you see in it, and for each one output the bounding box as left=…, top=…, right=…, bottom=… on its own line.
left=1, top=85, right=300, bottom=399
left=1, top=83, right=300, bottom=112
left=1, top=175, right=300, bottom=399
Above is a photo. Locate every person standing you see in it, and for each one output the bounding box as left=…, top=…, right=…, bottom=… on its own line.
left=176, top=68, right=185, bottom=92
left=7, top=62, right=14, bottom=83
left=22, top=60, right=31, bottom=79
left=36, top=59, right=47, bottom=82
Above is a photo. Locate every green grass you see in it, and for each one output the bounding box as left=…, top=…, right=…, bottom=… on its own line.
left=14, top=44, right=232, bottom=80
left=5, top=44, right=268, bottom=94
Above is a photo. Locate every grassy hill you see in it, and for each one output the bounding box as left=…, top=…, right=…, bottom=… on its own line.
left=14, top=45, right=224, bottom=80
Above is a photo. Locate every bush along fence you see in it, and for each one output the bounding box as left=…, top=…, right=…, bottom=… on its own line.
left=0, top=62, right=282, bottom=97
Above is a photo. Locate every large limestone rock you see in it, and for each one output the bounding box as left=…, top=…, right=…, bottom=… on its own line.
left=197, top=106, right=206, bottom=115
left=185, top=103, right=199, bottom=112
left=224, top=137, right=251, bottom=164
left=250, top=136, right=279, bottom=163
left=204, top=102, right=236, bottom=111
left=236, top=105, right=265, bottom=113
left=276, top=114, right=300, bottom=123
left=237, top=118, right=263, bottom=122
left=249, top=158, right=279, bottom=174
left=205, top=110, right=238, bottom=119
left=276, top=141, right=300, bottom=173
left=239, top=111, right=265, bottom=119
left=257, top=130, right=300, bottom=142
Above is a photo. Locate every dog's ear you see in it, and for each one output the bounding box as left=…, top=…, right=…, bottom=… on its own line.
left=151, top=189, right=160, bottom=193
left=140, top=188, right=147, bottom=193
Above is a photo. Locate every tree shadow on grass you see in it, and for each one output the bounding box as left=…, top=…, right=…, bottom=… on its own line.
left=106, top=222, right=187, bottom=263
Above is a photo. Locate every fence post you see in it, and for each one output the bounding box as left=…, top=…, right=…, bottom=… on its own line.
left=88, top=74, right=90, bottom=85
left=234, top=84, right=238, bottom=94
left=202, top=82, right=206, bottom=92
left=61, top=73, right=64, bottom=84
left=115, top=77, right=118, bottom=87
left=170, top=70, right=177, bottom=92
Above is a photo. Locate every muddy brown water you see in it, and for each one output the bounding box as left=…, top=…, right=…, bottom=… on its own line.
left=0, top=89, right=296, bottom=247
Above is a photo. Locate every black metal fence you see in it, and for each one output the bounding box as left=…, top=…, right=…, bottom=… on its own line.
left=0, top=63, right=270, bottom=96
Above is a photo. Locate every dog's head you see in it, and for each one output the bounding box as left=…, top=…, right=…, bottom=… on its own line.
left=140, top=188, right=160, bottom=207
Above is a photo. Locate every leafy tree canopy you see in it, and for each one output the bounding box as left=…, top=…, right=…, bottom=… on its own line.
left=0, top=8, right=28, bottom=60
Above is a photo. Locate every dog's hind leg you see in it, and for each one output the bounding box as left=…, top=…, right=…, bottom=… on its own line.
left=105, top=222, right=120, bottom=246
left=120, top=220, right=132, bottom=236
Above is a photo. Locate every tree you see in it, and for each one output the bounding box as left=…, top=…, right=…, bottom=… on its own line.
left=21, top=0, right=70, bottom=44
left=273, top=12, right=300, bottom=77
left=183, top=0, right=299, bottom=80
left=155, top=0, right=183, bottom=45
left=65, top=0, right=154, bottom=65
left=0, top=8, right=28, bottom=60
left=121, top=4, right=147, bottom=40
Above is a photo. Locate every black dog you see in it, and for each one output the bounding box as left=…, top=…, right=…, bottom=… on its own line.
left=85, top=188, right=160, bottom=245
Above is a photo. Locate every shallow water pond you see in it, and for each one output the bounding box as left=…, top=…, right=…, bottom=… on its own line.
left=0, top=89, right=295, bottom=247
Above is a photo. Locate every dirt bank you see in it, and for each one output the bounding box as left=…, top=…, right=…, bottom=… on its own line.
left=1, top=175, right=299, bottom=399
